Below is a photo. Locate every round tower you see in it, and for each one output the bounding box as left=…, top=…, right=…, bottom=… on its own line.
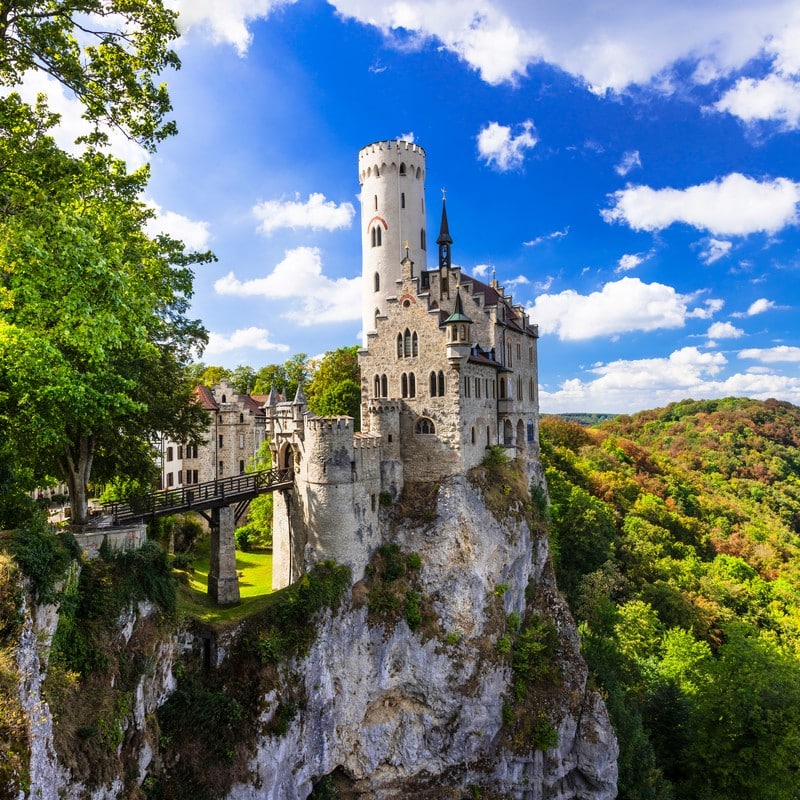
left=359, top=139, right=428, bottom=343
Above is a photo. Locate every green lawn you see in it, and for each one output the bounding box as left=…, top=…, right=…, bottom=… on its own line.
left=175, top=536, right=274, bottom=625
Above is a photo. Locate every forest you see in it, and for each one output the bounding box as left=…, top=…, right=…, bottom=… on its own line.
left=541, top=397, right=800, bottom=800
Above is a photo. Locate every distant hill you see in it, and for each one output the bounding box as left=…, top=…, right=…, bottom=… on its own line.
left=540, top=397, right=800, bottom=800
left=543, top=412, right=619, bottom=427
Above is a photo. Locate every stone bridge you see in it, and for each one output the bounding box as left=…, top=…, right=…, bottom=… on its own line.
left=102, top=468, right=294, bottom=604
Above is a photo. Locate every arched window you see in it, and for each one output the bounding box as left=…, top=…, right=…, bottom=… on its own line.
left=429, top=371, right=437, bottom=396
left=221, top=395, right=226, bottom=403
left=412, top=331, right=418, bottom=356
left=503, top=420, right=513, bottom=445
left=399, top=162, right=407, bottom=176
left=401, top=373, right=408, bottom=398
left=408, top=373, right=416, bottom=397
left=374, top=308, right=380, bottom=328
left=381, top=374, right=388, bottom=397
left=529, top=377, right=535, bottom=400
left=403, top=329, right=412, bottom=358
left=239, top=413, right=244, bottom=423
left=374, top=374, right=381, bottom=397
left=415, top=418, right=435, bottom=434
left=437, top=371, right=445, bottom=396
left=397, top=333, right=403, bottom=358
left=371, top=226, right=382, bottom=247
left=420, top=228, right=426, bottom=249
left=374, top=272, right=380, bottom=292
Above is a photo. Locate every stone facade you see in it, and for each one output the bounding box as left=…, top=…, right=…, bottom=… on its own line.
left=268, top=140, right=541, bottom=590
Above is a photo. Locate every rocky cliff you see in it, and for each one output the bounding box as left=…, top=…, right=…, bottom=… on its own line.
left=13, top=464, right=617, bottom=799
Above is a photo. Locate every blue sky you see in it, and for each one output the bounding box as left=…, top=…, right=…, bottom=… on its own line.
left=19, top=0, right=800, bottom=413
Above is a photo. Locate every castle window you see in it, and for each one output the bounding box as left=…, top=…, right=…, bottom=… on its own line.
left=463, top=376, right=470, bottom=397
left=529, top=377, right=535, bottom=401
left=471, top=427, right=476, bottom=444
left=516, top=343, right=521, bottom=359
left=527, top=420, right=535, bottom=443
left=421, top=228, right=426, bottom=249
left=412, top=331, right=418, bottom=356
left=503, top=420, right=513, bottom=446
left=239, top=413, right=244, bottom=423
left=415, top=418, right=435, bottom=435
left=371, top=226, right=382, bottom=247
left=475, top=377, right=481, bottom=399
left=374, top=194, right=378, bottom=210
left=219, top=434, right=224, bottom=447
left=400, top=162, right=406, bottom=176
left=403, top=328, right=412, bottom=357
left=460, top=324, right=467, bottom=342
left=374, top=272, right=380, bottom=292
left=374, top=374, right=381, bottom=397
left=401, top=192, right=405, bottom=208
left=221, top=394, right=227, bottom=403
left=239, top=434, right=245, bottom=449
left=381, top=374, right=388, bottom=396
left=239, top=460, right=245, bottom=474
left=397, top=333, right=403, bottom=358
left=402, top=373, right=408, bottom=398
left=517, top=376, right=523, bottom=399
left=506, top=342, right=513, bottom=367
left=429, top=371, right=437, bottom=396
left=499, top=379, right=506, bottom=399
left=529, top=346, right=534, bottom=363
left=375, top=308, right=380, bottom=328
left=219, top=461, right=224, bottom=476
left=487, top=426, right=491, bottom=446
left=409, top=372, right=416, bottom=397
left=438, top=371, right=445, bottom=396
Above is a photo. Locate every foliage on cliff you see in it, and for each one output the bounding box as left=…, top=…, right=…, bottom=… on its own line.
left=541, top=398, right=800, bottom=800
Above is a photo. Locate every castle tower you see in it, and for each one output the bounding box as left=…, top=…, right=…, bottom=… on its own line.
left=359, top=139, right=428, bottom=344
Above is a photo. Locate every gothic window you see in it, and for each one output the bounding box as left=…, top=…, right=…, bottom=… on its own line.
left=400, top=162, right=407, bottom=176
left=374, top=374, right=381, bottom=397
left=517, top=377, right=523, bottom=400
left=516, top=343, right=521, bottom=359
left=529, top=346, right=534, bottom=363
left=438, top=371, right=445, bottom=396
left=460, top=324, right=467, bottom=341
left=415, top=418, right=435, bottom=434
left=397, top=333, right=403, bottom=358
left=374, top=272, right=380, bottom=292
left=403, top=329, right=412, bottom=357
left=381, top=374, right=388, bottom=397
left=429, top=371, right=437, bottom=396
left=527, top=420, right=535, bottom=443
left=402, top=373, right=408, bottom=398
left=412, top=331, right=418, bottom=356
left=409, top=372, right=416, bottom=397
left=371, top=226, right=382, bottom=247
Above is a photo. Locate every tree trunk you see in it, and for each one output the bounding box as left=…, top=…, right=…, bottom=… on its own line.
left=62, top=435, right=95, bottom=526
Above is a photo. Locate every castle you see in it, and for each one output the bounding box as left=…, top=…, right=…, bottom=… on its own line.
left=267, top=139, right=541, bottom=590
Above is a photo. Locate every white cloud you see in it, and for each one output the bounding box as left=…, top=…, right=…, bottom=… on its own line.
left=602, top=173, right=800, bottom=236
left=523, top=227, right=569, bottom=246
left=615, top=252, right=646, bottom=273
left=2, top=70, right=149, bottom=168
left=528, top=276, right=705, bottom=340
left=214, top=246, right=362, bottom=325
left=471, top=264, right=492, bottom=278
left=747, top=298, right=776, bottom=316
left=477, top=120, right=538, bottom=171
left=329, top=0, right=798, bottom=93
left=205, top=327, right=290, bottom=355
left=698, top=238, right=733, bottom=265
left=168, top=0, right=298, bottom=55
left=252, top=193, right=356, bottom=235
left=399, top=131, right=416, bottom=142
left=687, top=298, right=725, bottom=320
left=534, top=275, right=555, bottom=292
left=504, top=275, right=530, bottom=289
left=539, top=346, right=800, bottom=413
left=145, top=200, right=212, bottom=250
left=714, top=74, right=800, bottom=129
left=739, top=345, right=800, bottom=363
left=615, top=150, right=642, bottom=176
left=706, top=321, right=744, bottom=339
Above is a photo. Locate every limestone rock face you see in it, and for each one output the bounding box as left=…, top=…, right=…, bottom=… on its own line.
left=17, top=473, right=617, bottom=800
left=228, top=475, right=618, bottom=799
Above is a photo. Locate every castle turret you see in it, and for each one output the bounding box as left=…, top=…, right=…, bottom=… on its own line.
left=359, top=139, right=427, bottom=344
left=444, top=288, right=472, bottom=365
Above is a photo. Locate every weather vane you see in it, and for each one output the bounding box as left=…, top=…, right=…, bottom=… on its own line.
left=403, top=239, right=409, bottom=257
left=441, top=188, right=447, bottom=200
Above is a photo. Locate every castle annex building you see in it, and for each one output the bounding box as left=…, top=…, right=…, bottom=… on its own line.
left=267, top=140, right=541, bottom=590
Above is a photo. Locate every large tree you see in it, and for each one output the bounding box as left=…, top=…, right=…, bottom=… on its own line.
left=0, top=100, right=210, bottom=524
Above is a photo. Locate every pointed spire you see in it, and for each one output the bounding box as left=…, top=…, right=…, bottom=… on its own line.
left=444, top=288, right=472, bottom=325
left=437, top=196, right=452, bottom=246
left=293, top=382, right=307, bottom=406
left=267, top=386, right=278, bottom=407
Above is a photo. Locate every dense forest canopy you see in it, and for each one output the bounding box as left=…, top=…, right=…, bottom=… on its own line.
left=541, top=397, right=800, bottom=800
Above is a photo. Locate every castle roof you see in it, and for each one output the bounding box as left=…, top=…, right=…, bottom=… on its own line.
left=444, top=289, right=472, bottom=325
left=436, top=198, right=453, bottom=246
left=193, top=384, right=219, bottom=411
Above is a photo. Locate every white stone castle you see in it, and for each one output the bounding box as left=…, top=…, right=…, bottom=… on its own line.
left=267, top=139, right=541, bottom=590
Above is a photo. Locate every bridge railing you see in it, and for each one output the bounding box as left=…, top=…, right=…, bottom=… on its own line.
left=101, top=467, right=294, bottom=523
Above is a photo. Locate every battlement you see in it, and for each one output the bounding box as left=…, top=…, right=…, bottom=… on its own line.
left=358, top=139, right=426, bottom=184
left=305, top=415, right=354, bottom=433
left=359, top=139, right=426, bottom=159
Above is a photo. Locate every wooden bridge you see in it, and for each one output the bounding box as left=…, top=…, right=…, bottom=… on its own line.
left=102, top=467, right=294, bottom=525
left=101, top=468, right=294, bottom=607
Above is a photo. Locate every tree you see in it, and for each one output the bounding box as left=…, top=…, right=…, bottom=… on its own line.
left=252, top=354, right=309, bottom=399
left=0, top=101, right=211, bottom=524
left=0, top=0, right=180, bottom=149
left=305, top=345, right=360, bottom=422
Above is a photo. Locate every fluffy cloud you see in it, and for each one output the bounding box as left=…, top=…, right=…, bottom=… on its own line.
left=602, top=173, right=800, bottom=236
left=539, top=346, right=800, bottom=413
left=706, top=321, right=744, bottom=340
left=732, top=298, right=777, bottom=318
left=615, top=252, right=647, bottom=273
left=477, top=120, right=538, bottom=171
left=528, top=277, right=705, bottom=340
left=698, top=238, right=733, bottom=264
left=167, top=0, right=298, bottom=55
left=253, top=193, right=356, bottom=235
left=214, top=246, right=361, bottom=325
left=145, top=200, right=212, bottom=250
left=714, top=74, right=800, bottom=129
left=687, top=298, right=725, bottom=320
left=205, top=327, right=290, bottom=355
left=615, top=150, right=642, bottom=176
left=739, top=345, right=800, bottom=363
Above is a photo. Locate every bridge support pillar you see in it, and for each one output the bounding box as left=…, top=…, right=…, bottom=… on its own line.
left=209, top=506, right=240, bottom=606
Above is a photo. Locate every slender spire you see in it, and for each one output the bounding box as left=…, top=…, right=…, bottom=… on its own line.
left=445, top=288, right=472, bottom=324
left=437, top=195, right=452, bottom=268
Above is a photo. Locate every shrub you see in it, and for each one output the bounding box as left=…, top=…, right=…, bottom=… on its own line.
left=405, top=590, right=422, bottom=630
left=483, top=445, right=509, bottom=468
left=235, top=526, right=251, bottom=552
left=10, top=517, right=73, bottom=604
